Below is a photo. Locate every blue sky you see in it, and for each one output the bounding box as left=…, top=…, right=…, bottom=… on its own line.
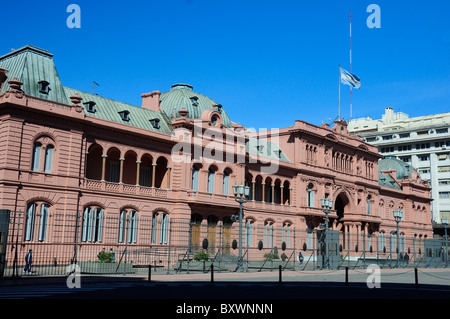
left=1, top=0, right=449, bottom=130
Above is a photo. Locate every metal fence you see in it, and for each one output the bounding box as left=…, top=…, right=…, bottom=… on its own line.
left=1, top=209, right=449, bottom=277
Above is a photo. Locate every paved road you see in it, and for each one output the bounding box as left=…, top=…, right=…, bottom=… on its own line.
left=1, top=268, right=450, bottom=316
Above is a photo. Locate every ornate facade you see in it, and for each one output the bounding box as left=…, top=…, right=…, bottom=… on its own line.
left=0, top=45, right=433, bottom=264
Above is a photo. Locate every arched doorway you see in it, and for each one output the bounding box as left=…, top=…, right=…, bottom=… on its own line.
left=334, top=193, right=350, bottom=222
left=334, top=192, right=351, bottom=250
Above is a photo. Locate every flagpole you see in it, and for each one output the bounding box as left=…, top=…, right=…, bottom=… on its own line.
left=349, top=9, right=353, bottom=120
left=338, top=64, right=341, bottom=120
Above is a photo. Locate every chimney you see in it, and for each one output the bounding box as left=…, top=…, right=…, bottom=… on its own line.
left=141, top=91, right=161, bottom=111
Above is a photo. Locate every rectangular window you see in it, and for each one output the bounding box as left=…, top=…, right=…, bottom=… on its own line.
left=399, top=133, right=410, bottom=138
left=416, top=143, right=430, bottom=150
left=437, top=128, right=448, bottom=134
left=400, top=156, right=411, bottom=163
left=437, top=153, right=449, bottom=161
left=438, top=179, right=450, bottom=186
left=382, top=135, right=393, bottom=140
left=418, top=167, right=431, bottom=174
left=417, top=130, right=429, bottom=135
left=438, top=166, right=450, bottom=173
left=439, top=192, right=450, bottom=199
left=418, top=154, right=430, bottom=161
left=398, top=145, right=412, bottom=152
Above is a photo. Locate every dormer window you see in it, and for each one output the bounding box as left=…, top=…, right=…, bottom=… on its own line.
left=83, top=101, right=96, bottom=113
left=149, top=118, right=160, bottom=129
left=211, top=115, right=219, bottom=126
left=190, top=96, right=199, bottom=106
left=38, top=80, right=50, bottom=94
left=274, top=149, right=282, bottom=158
left=118, top=110, right=130, bottom=121
left=215, top=104, right=223, bottom=113
left=0, top=68, right=7, bottom=91
left=256, top=145, right=264, bottom=153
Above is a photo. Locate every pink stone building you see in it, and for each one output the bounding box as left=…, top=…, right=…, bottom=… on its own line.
left=0, top=45, right=433, bottom=270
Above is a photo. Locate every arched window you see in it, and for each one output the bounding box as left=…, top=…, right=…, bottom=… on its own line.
left=25, top=202, right=50, bottom=242
left=31, top=136, right=57, bottom=173
left=245, top=219, right=254, bottom=247
left=282, top=222, right=291, bottom=248
left=264, top=220, right=274, bottom=248
left=32, top=142, right=42, bottom=171
left=118, top=209, right=138, bottom=243
left=82, top=206, right=104, bottom=243
left=307, top=184, right=315, bottom=207
left=367, top=196, right=372, bottom=215
left=192, top=164, right=200, bottom=191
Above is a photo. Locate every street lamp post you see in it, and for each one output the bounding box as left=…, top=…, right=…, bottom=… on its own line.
left=393, top=209, right=403, bottom=264
left=443, top=218, right=448, bottom=266
left=321, top=197, right=333, bottom=269
left=233, top=184, right=250, bottom=272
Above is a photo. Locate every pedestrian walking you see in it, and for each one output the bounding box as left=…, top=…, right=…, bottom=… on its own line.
left=298, top=252, right=304, bottom=266
left=23, top=249, right=32, bottom=274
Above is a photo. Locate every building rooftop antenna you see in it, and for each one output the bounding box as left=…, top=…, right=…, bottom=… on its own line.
left=92, top=81, right=99, bottom=94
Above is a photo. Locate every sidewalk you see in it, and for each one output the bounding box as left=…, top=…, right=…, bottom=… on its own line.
left=3, top=267, right=450, bottom=288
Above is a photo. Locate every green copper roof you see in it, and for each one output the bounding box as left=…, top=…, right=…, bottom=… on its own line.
left=0, top=45, right=69, bottom=104
left=63, top=87, right=173, bottom=135
left=378, top=157, right=417, bottom=189
left=378, top=157, right=415, bottom=180
left=246, top=136, right=290, bottom=163
left=159, top=84, right=232, bottom=128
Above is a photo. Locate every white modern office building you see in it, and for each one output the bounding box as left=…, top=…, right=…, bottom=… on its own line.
left=348, top=107, right=450, bottom=231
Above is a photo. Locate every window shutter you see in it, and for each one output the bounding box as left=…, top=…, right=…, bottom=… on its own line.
left=32, top=143, right=41, bottom=171
left=44, top=145, right=54, bottom=173
left=151, top=213, right=158, bottom=244
left=223, top=171, right=229, bottom=195
left=97, top=209, right=104, bottom=242
left=38, top=204, right=49, bottom=241
left=192, top=166, right=199, bottom=191
left=82, top=207, right=89, bottom=242
left=25, top=204, right=36, bottom=241
left=118, top=210, right=126, bottom=243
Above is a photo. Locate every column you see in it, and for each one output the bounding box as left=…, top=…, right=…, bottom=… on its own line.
left=262, top=182, right=266, bottom=203
left=136, top=160, right=141, bottom=185
left=167, top=166, right=172, bottom=189
left=119, top=158, right=125, bottom=184
left=280, top=185, right=284, bottom=205
left=152, top=163, right=157, bottom=188
left=271, top=184, right=275, bottom=204
left=101, top=154, right=107, bottom=181
left=289, top=187, right=292, bottom=206
left=251, top=181, right=256, bottom=201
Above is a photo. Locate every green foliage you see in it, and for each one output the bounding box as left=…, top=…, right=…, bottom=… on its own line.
left=263, top=253, right=279, bottom=261
left=193, top=251, right=209, bottom=261
left=97, top=250, right=115, bottom=263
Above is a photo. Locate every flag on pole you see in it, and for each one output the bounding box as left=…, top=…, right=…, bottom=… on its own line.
left=340, top=67, right=361, bottom=89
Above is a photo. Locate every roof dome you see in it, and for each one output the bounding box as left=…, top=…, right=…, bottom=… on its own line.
left=159, top=84, right=232, bottom=127
left=378, top=156, right=415, bottom=179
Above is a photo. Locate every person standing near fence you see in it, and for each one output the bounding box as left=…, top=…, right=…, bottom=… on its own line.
left=298, top=252, right=304, bottom=266
left=23, top=249, right=32, bottom=274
